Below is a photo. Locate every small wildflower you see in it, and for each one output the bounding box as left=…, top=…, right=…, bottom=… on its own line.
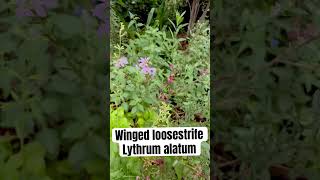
left=149, top=68, right=156, bottom=76
left=136, top=57, right=156, bottom=77
left=138, top=57, right=149, bottom=68
left=115, top=56, right=128, bottom=68
left=141, top=66, right=150, bottom=74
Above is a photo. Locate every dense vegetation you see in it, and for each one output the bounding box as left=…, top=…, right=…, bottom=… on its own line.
left=213, top=0, right=320, bottom=179
left=3, top=0, right=320, bottom=179
left=110, top=0, right=210, bottom=179
left=0, top=1, right=107, bottom=179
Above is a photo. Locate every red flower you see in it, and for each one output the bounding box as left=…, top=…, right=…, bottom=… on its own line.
left=167, top=74, right=174, bottom=84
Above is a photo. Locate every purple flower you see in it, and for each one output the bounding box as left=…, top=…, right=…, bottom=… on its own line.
left=138, top=57, right=149, bottom=64
left=135, top=57, right=156, bottom=77
left=115, top=56, right=128, bottom=68
left=141, top=66, right=150, bottom=74
left=149, top=68, right=156, bottom=76
left=138, top=57, right=149, bottom=68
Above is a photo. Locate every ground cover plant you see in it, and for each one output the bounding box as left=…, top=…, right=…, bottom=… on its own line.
left=214, top=0, right=320, bottom=179
left=110, top=0, right=210, bottom=179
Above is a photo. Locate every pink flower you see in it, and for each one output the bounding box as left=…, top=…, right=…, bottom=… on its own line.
left=115, top=56, right=128, bottom=68
left=167, top=74, right=174, bottom=84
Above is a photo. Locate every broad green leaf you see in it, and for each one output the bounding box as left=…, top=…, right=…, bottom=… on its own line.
left=62, top=121, right=87, bottom=140
left=23, top=142, right=46, bottom=175
left=68, top=141, right=91, bottom=168
left=36, top=128, right=60, bottom=158
left=50, top=14, right=83, bottom=37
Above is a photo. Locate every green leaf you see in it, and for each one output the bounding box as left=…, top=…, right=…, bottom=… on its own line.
left=121, top=102, right=129, bottom=112
left=313, top=90, right=320, bottom=114
left=50, top=14, right=83, bottom=37
left=0, top=33, right=16, bottom=53
left=15, top=113, right=34, bottom=140
left=17, top=38, right=48, bottom=61
left=146, top=8, right=155, bottom=26
left=0, top=142, right=11, bottom=162
left=68, top=141, right=91, bottom=168
left=23, top=142, right=46, bottom=176
left=86, top=135, right=107, bottom=159
left=131, top=106, right=137, bottom=114
left=0, top=69, right=12, bottom=98
left=83, top=159, right=107, bottom=175
left=41, top=97, right=59, bottom=115
left=62, top=121, right=87, bottom=140
left=136, top=103, right=144, bottom=112
left=126, top=158, right=142, bottom=175
left=173, top=160, right=184, bottom=180
left=36, top=128, right=60, bottom=159
left=48, top=75, right=78, bottom=95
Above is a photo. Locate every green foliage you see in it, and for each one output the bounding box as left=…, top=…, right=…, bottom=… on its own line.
left=0, top=2, right=107, bottom=179
left=168, top=11, right=189, bottom=36
left=214, top=0, right=320, bottom=179
left=110, top=3, right=210, bottom=177
left=112, top=0, right=186, bottom=28
left=173, top=22, right=210, bottom=122
left=125, top=26, right=180, bottom=68
left=110, top=59, right=163, bottom=117
left=0, top=142, right=48, bottom=180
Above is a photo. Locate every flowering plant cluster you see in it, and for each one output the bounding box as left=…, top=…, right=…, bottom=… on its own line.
left=136, top=57, right=156, bottom=77
left=115, top=56, right=128, bottom=68
left=114, top=56, right=157, bottom=77
left=110, top=2, right=210, bottom=178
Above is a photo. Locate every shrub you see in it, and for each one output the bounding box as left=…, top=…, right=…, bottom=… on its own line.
left=214, top=0, right=320, bottom=179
